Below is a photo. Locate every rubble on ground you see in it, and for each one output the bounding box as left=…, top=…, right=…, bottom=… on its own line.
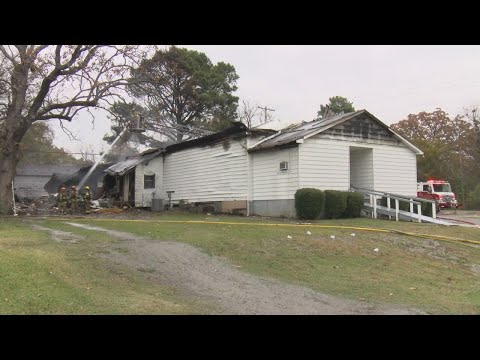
left=13, top=194, right=136, bottom=216
left=93, top=207, right=124, bottom=214
left=14, top=194, right=105, bottom=216
left=14, top=195, right=52, bottom=215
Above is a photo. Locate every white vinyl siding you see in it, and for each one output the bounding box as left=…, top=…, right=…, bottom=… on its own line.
left=251, top=147, right=299, bottom=200
left=135, top=156, right=164, bottom=207
left=299, top=136, right=417, bottom=196
left=372, top=145, right=417, bottom=196
left=163, top=140, right=248, bottom=203
left=298, top=138, right=350, bottom=190
left=134, top=165, right=144, bottom=207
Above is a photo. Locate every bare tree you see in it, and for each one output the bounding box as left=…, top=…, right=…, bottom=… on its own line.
left=0, top=45, right=148, bottom=214
left=77, top=145, right=98, bottom=164
left=237, top=100, right=270, bottom=128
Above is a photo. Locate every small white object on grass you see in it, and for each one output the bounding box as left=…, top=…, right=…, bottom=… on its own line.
left=330, top=235, right=335, bottom=239
left=287, top=235, right=292, bottom=239
left=373, top=248, right=379, bottom=252
left=306, top=231, right=312, bottom=235
left=350, top=233, right=355, bottom=237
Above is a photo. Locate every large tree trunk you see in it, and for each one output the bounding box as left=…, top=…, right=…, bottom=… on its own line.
left=0, top=143, right=18, bottom=215
left=0, top=50, right=31, bottom=215
left=0, top=119, right=29, bottom=215
left=176, top=115, right=184, bottom=142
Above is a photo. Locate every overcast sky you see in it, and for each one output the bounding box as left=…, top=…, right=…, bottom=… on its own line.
left=51, top=45, right=480, bottom=157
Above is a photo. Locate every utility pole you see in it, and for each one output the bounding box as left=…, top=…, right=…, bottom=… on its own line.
left=258, top=105, right=275, bottom=124
left=472, top=108, right=479, bottom=144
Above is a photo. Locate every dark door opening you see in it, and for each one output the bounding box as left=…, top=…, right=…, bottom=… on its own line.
left=350, top=146, right=374, bottom=190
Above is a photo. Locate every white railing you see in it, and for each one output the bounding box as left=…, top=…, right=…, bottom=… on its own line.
left=350, top=186, right=437, bottom=223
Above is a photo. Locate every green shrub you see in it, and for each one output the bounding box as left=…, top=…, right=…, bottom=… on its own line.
left=294, top=188, right=325, bottom=220
left=324, top=190, right=348, bottom=219
left=344, top=192, right=364, bottom=218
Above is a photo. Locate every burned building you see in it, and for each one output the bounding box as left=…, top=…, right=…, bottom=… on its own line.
left=44, top=163, right=114, bottom=199
left=14, top=164, right=81, bottom=200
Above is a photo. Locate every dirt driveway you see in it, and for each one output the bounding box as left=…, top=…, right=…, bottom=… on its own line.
left=35, top=222, right=425, bottom=315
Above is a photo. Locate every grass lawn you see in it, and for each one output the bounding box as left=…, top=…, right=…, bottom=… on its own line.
left=38, top=212, right=480, bottom=314
left=3, top=212, right=480, bottom=314
left=0, top=218, right=208, bottom=314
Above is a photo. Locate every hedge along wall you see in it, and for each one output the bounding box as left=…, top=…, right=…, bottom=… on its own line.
left=345, top=192, right=364, bottom=218
left=294, top=188, right=325, bottom=220
left=295, top=188, right=366, bottom=219
left=324, top=190, right=348, bottom=219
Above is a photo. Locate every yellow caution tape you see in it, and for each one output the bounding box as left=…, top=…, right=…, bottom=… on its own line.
left=38, top=217, right=480, bottom=246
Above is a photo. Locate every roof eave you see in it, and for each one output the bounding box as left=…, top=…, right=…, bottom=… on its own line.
left=248, top=141, right=299, bottom=152
left=104, top=150, right=164, bottom=176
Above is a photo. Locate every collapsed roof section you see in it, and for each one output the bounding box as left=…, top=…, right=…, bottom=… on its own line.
left=104, top=149, right=163, bottom=176
left=44, top=163, right=114, bottom=194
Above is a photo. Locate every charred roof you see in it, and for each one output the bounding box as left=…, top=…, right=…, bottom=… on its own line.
left=164, top=122, right=275, bottom=154
left=104, top=149, right=163, bottom=176
left=44, top=163, right=114, bottom=194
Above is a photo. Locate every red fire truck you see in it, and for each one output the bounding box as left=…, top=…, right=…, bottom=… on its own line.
left=417, top=178, right=458, bottom=211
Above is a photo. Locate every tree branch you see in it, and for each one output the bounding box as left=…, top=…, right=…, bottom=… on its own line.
left=38, top=100, right=97, bottom=116
left=0, top=46, right=17, bottom=64
left=56, top=45, right=85, bottom=70
left=58, top=46, right=100, bottom=75
left=58, top=119, right=79, bottom=141
left=37, top=114, right=73, bottom=121
left=29, top=45, right=49, bottom=60
left=54, top=45, right=63, bottom=67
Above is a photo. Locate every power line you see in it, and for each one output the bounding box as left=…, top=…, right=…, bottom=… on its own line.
left=22, top=122, right=215, bottom=159
left=112, top=120, right=214, bottom=139
left=21, top=150, right=103, bottom=155
left=258, top=105, right=275, bottom=123
left=148, top=123, right=213, bottom=138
